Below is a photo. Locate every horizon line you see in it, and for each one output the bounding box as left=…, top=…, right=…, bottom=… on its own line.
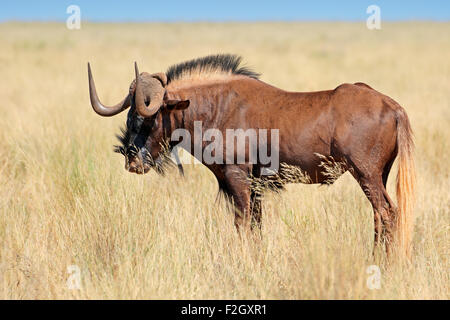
left=1, top=18, right=449, bottom=23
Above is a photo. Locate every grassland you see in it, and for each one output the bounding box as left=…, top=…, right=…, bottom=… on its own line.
left=0, top=22, right=448, bottom=299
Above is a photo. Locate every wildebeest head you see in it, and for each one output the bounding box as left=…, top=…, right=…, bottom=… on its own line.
left=88, top=62, right=189, bottom=174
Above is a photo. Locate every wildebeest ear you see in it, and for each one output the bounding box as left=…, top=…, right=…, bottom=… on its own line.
left=166, top=100, right=190, bottom=111
left=151, top=73, right=167, bottom=87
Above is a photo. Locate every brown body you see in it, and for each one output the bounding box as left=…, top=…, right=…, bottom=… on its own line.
left=88, top=55, right=416, bottom=257
left=169, top=78, right=397, bottom=184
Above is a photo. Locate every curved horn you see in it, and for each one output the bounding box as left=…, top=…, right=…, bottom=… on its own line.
left=88, top=63, right=131, bottom=117
left=134, top=62, right=162, bottom=118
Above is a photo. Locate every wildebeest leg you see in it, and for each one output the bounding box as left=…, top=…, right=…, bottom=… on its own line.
left=359, top=178, right=385, bottom=247
left=250, top=191, right=263, bottom=230
left=223, top=165, right=252, bottom=232
left=380, top=186, right=398, bottom=256
left=374, top=152, right=399, bottom=254
left=355, top=175, right=395, bottom=255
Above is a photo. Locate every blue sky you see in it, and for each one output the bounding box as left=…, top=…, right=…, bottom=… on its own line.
left=1, top=0, right=449, bottom=22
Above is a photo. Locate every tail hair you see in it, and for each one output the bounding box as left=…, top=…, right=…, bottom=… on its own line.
left=395, top=107, right=416, bottom=258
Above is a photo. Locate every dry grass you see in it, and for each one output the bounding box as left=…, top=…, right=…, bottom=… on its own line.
left=0, top=22, right=448, bottom=299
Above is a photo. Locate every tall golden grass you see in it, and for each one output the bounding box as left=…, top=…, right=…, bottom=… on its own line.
left=0, top=22, right=448, bottom=299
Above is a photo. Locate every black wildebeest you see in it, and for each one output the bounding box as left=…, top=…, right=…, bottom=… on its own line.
left=88, top=54, right=415, bottom=256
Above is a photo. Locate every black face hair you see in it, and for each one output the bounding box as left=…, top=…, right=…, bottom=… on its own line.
left=113, top=126, right=133, bottom=156
left=166, top=54, right=260, bottom=83
left=114, top=125, right=174, bottom=175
